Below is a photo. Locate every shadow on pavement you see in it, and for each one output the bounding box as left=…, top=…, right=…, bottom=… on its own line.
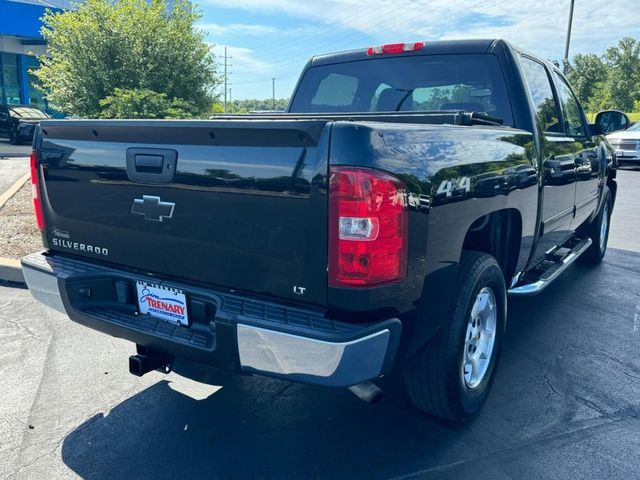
left=60, top=248, right=640, bottom=479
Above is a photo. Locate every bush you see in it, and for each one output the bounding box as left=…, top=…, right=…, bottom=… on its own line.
left=35, top=0, right=220, bottom=118
left=98, top=88, right=197, bottom=119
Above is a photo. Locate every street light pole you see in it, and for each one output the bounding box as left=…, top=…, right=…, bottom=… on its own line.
left=563, top=0, right=576, bottom=74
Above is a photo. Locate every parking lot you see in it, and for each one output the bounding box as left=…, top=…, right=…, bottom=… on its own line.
left=1, top=168, right=639, bottom=480
left=0, top=138, right=32, bottom=159
left=0, top=139, right=30, bottom=198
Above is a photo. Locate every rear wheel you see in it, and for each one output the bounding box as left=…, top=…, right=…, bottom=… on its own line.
left=579, top=188, right=612, bottom=265
left=404, top=251, right=507, bottom=421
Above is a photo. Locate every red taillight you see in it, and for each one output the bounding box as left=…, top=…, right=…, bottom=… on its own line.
left=329, top=167, right=408, bottom=287
left=367, top=41, right=425, bottom=56
left=30, top=151, right=45, bottom=231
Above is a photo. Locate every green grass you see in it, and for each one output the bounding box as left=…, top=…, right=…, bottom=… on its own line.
left=586, top=112, right=640, bottom=122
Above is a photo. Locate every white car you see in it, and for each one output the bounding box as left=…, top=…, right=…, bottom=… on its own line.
left=607, top=122, right=640, bottom=165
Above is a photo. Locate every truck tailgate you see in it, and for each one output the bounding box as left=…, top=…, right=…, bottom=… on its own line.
left=36, top=120, right=330, bottom=306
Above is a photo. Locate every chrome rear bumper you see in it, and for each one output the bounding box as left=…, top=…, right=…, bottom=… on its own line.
left=237, top=325, right=391, bottom=387
left=21, top=251, right=400, bottom=387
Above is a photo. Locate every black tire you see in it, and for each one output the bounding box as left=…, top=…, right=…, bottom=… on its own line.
left=8, top=128, right=21, bottom=145
left=578, top=188, right=612, bottom=265
left=404, top=251, right=507, bottom=421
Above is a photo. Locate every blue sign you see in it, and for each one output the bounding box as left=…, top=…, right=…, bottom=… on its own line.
left=0, top=0, right=60, bottom=39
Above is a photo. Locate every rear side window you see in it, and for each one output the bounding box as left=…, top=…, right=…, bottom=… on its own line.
left=519, top=56, right=562, bottom=134
left=311, top=73, right=359, bottom=109
left=290, top=54, right=514, bottom=125
left=553, top=72, right=587, bottom=138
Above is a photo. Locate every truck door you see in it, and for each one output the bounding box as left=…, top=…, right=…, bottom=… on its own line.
left=551, top=71, right=601, bottom=229
left=519, top=56, right=577, bottom=263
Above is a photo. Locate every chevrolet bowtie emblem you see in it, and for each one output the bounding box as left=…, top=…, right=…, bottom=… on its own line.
left=131, top=195, right=175, bottom=222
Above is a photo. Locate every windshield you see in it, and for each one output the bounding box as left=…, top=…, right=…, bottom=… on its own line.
left=627, top=122, right=640, bottom=132
left=289, top=53, right=513, bottom=125
left=9, top=106, right=49, bottom=119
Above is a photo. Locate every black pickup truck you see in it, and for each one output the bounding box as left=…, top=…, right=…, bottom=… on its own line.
left=22, top=39, right=626, bottom=421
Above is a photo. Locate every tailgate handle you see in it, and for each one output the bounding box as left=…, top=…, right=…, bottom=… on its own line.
left=134, top=154, right=164, bottom=171
left=126, top=148, right=177, bottom=183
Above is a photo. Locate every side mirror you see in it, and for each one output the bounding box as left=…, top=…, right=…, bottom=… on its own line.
left=594, top=110, right=631, bottom=134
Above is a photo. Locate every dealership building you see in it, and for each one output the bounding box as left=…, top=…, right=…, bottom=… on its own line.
left=0, top=0, right=70, bottom=111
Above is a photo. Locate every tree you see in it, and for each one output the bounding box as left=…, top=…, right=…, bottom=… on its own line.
left=567, top=54, right=608, bottom=110
left=98, top=88, right=198, bottom=119
left=212, top=98, right=290, bottom=114
left=34, top=0, right=220, bottom=118
left=568, top=37, right=640, bottom=113
left=603, top=37, right=640, bottom=112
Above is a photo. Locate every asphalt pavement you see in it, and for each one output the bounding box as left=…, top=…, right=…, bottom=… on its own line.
left=0, top=138, right=32, bottom=159
left=1, top=169, right=639, bottom=479
left=0, top=156, right=28, bottom=200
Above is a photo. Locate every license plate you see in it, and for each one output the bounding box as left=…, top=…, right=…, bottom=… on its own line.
left=136, top=281, right=188, bottom=326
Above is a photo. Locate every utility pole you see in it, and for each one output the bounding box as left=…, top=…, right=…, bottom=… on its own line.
left=221, top=47, right=233, bottom=113
left=272, top=77, right=276, bottom=111
left=229, top=88, right=232, bottom=113
left=563, top=0, right=575, bottom=74
left=224, top=47, right=228, bottom=113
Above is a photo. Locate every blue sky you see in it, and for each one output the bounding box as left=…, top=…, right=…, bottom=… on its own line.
left=197, top=0, right=640, bottom=100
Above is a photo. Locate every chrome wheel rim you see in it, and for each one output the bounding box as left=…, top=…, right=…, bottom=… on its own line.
left=600, top=203, right=609, bottom=252
left=462, top=287, right=497, bottom=389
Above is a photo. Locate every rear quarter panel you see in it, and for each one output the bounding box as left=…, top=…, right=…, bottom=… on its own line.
left=328, top=121, right=537, bottom=354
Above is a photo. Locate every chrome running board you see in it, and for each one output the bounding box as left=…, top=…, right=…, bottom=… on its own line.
left=508, top=237, right=592, bottom=297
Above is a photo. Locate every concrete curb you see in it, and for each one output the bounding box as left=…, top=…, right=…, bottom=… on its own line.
left=0, top=257, right=24, bottom=284
left=0, top=172, right=30, bottom=210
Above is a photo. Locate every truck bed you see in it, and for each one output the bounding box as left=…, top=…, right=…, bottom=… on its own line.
left=36, top=113, right=507, bottom=308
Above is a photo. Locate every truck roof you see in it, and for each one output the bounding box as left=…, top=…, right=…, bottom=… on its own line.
left=310, top=39, right=507, bottom=67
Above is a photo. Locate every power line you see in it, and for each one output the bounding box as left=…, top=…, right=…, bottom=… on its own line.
left=231, top=73, right=298, bottom=86
left=255, top=0, right=512, bottom=81
left=235, top=0, right=513, bottom=71
left=220, top=0, right=516, bottom=97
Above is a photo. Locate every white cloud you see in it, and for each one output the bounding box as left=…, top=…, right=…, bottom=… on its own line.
left=209, top=44, right=274, bottom=74
left=201, top=0, right=640, bottom=60
left=200, top=0, right=640, bottom=99
left=199, top=23, right=280, bottom=37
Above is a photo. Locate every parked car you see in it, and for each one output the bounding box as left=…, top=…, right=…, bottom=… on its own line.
left=22, top=39, right=626, bottom=421
left=0, top=104, right=49, bottom=145
left=607, top=121, right=640, bottom=165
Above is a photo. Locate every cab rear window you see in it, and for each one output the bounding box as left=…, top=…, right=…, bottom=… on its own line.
left=290, top=53, right=513, bottom=126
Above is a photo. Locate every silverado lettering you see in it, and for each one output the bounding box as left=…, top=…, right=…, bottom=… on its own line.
left=51, top=238, right=109, bottom=256
left=23, top=39, right=622, bottom=421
